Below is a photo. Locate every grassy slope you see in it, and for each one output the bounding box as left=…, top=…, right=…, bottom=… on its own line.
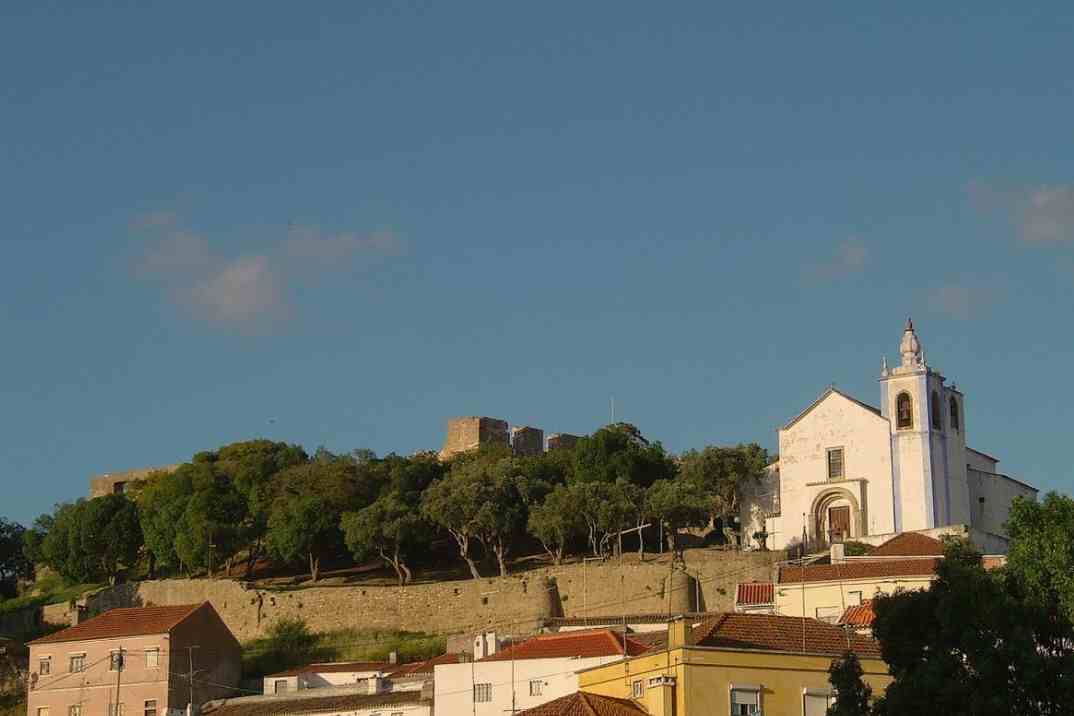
left=0, top=573, right=101, bottom=615
left=242, top=627, right=446, bottom=678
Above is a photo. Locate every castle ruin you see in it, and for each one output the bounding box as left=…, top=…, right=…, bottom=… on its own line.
left=439, top=416, right=581, bottom=460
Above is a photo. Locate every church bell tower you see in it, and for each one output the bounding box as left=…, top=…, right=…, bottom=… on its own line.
left=879, top=319, right=970, bottom=531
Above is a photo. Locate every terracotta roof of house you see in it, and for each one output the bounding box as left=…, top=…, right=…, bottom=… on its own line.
left=736, top=582, right=775, bottom=606
left=265, top=661, right=391, bottom=678
left=839, top=601, right=876, bottom=628
left=480, top=629, right=649, bottom=662
left=778, top=558, right=940, bottom=584
left=28, top=604, right=204, bottom=645
left=385, top=653, right=463, bottom=677
left=868, top=532, right=945, bottom=558
left=514, top=691, right=647, bottom=716
left=690, top=613, right=881, bottom=658
left=203, top=691, right=424, bottom=716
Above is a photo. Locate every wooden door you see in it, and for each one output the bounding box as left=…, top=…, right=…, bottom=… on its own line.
left=829, top=506, right=850, bottom=542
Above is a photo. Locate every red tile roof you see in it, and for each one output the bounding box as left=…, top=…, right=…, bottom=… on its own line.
left=778, top=558, right=940, bottom=584
left=514, top=691, right=647, bottom=716
left=480, top=629, right=649, bottom=662
left=691, top=613, right=881, bottom=658
left=736, top=582, right=774, bottom=606
left=839, top=601, right=876, bottom=628
left=868, top=532, right=945, bottom=557
left=265, top=661, right=390, bottom=678
left=385, top=653, right=463, bottom=678
left=28, top=604, right=204, bottom=645
left=203, top=690, right=424, bottom=716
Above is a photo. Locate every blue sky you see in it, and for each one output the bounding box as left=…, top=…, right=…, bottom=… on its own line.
left=3, top=2, right=1073, bottom=525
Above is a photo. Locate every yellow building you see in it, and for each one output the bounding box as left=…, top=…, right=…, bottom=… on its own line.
left=574, top=613, right=890, bottom=716
left=775, top=532, right=944, bottom=621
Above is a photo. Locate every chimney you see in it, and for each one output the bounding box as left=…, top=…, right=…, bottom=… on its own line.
left=667, top=617, right=688, bottom=650
left=830, top=543, right=846, bottom=563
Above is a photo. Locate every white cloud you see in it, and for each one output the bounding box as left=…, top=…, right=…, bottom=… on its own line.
left=186, top=256, right=283, bottom=326
left=1020, top=185, right=1074, bottom=243
left=133, top=217, right=403, bottom=331
left=803, top=238, right=869, bottom=283
left=928, top=282, right=1002, bottom=320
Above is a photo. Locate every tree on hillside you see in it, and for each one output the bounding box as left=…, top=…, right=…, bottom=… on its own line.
left=342, top=491, right=429, bottom=585
left=527, top=485, right=586, bottom=565
left=572, top=481, right=631, bottom=559
left=826, top=652, right=872, bottom=716
left=173, top=471, right=247, bottom=577
left=1005, top=492, right=1074, bottom=622
left=137, top=466, right=197, bottom=576
left=646, top=478, right=713, bottom=563
left=38, top=502, right=88, bottom=582
left=677, top=443, right=769, bottom=526
left=0, top=518, right=29, bottom=593
left=619, top=480, right=651, bottom=559
left=266, top=494, right=337, bottom=582
left=870, top=537, right=1074, bottom=715
left=79, top=494, right=143, bottom=585
left=21, top=513, right=53, bottom=574
left=570, top=424, right=676, bottom=488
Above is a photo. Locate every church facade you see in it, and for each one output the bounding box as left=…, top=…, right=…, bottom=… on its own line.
left=740, top=320, right=1036, bottom=552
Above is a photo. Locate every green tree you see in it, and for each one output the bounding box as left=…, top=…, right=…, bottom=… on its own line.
left=527, top=485, right=586, bottom=565
left=677, top=443, right=769, bottom=524
left=342, top=491, right=429, bottom=585
left=572, top=482, right=631, bottom=559
left=1006, top=492, right=1074, bottom=622
left=646, top=478, right=713, bottom=562
left=871, top=538, right=1074, bottom=715
left=137, top=467, right=197, bottom=575
left=79, top=494, right=143, bottom=584
left=21, top=513, right=53, bottom=574
left=266, top=494, right=337, bottom=582
left=38, top=502, right=88, bottom=582
left=570, top=424, right=676, bottom=488
left=0, top=518, right=29, bottom=588
left=173, top=470, right=247, bottom=577
left=619, top=480, right=651, bottom=558
left=421, top=452, right=526, bottom=578
left=826, top=651, right=872, bottom=716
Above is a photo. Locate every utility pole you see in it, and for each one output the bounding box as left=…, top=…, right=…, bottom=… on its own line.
left=112, top=647, right=124, bottom=716
left=187, top=645, right=200, bottom=715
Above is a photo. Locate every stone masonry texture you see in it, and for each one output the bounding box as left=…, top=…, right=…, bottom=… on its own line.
left=89, top=464, right=180, bottom=498
left=74, top=550, right=780, bottom=642
left=510, top=426, right=545, bottom=457
left=439, top=417, right=510, bottom=460
left=546, top=434, right=580, bottom=451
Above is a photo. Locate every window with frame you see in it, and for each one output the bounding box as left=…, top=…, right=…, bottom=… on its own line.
left=848, top=591, right=863, bottom=607
left=68, top=654, right=86, bottom=673
left=144, top=701, right=157, bottom=716
left=632, top=680, right=644, bottom=698
left=36, top=708, right=49, bottom=716
left=815, top=606, right=842, bottom=624
left=391, top=712, right=404, bottom=716
left=930, top=390, right=942, bottom=429
left=68, top=706, right=81, bottom=716
left=474, top=683, right=492, bottom=703
left=109, top=651, right=124, bottom=672
left=108, top=704, right=124, bottom=716
left=730, top=686, right=761, bottom=715
left=145, top=648, right=159, bottom=669
left=826, top=448, right=845, bottom=480
left=949, top=397, right=960, bottom=431
left=38, top=657, right=51, bottom=676
left=896, top=392, right=913, bottom=429
left=804, top=691, right=835, bottom=716
left=529, top=680, right=543, bottom=697
left=273, top=680, right=289, bottom=695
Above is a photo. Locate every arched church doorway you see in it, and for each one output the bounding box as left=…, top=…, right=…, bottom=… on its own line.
left=810, top=488, right=862, bottom=547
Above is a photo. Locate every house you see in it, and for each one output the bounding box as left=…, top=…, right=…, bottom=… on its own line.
left=26, top=603, right=241, bottom=716
left=577, top=613, right=891, bottom=716
left=262, top=662, right=391, bottom=695
left=433, top=630, right=650, bottom=716
left=733, top=583, right=775, bottom=615
left=739, top=319, right=1037, bottom=552
left=514, top=691, right=647, bottom=716
left=774, top=532, right=946, bottom=621
left=202, top=689, right=431, bottom=716
left=383, top=654, right=464, bottom=693
left=839, top=601, right=876, bottom=634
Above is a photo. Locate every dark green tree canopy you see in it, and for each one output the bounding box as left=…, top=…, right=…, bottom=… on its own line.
left=570, top=423, right=676, bottom=488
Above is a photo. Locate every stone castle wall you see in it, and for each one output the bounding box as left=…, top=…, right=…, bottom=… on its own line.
left=439, top=417, right=510, bottom=459
left=89, top=465, right=180, bottom=498
left=510, top=426, right=544, bottom=457
left=78, top=549, right=779, bottom=642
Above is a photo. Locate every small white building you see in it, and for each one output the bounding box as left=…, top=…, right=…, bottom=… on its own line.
left=740, top=319, right=1037, bottom=552
left=433, top=630, right=650, bottom=716
left=263, top=661, right=392, bottom=695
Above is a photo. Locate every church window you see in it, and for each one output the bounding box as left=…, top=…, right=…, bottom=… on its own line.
left=950, top=397, right=960, bottom=431
left=931, top=390, right=942, bottom=429
left=896, top=392, right=913, bottom=429
left=827, top=448, right=845, bottom=480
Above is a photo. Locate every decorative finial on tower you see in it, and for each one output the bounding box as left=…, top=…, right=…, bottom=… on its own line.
left=900, top=317, right=922, bottom=368
left=881, top=355, right=889, bottom=376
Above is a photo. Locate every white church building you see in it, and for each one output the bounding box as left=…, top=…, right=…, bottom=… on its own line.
left=740, top=319, right=1036, bottom=553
